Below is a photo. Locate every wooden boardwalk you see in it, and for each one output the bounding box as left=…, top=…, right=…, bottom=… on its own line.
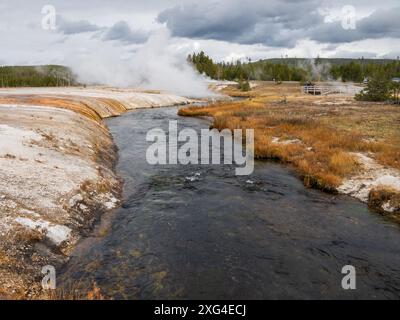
left=302, top=85, right=363, bottom=96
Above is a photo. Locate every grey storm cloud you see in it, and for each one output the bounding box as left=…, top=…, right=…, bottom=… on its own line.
left=57, top=16, right=102, bottom=35
left=101, top=21, right=149, bottom=44
left=156, top=0, right=324, bottom=47
left=48, top=0, right=400, bottom=48
left=310, top=7, right=400, bottom=43
left=157, top=0, right=400, bottom=47
left=56, top=16, right=149, bottom=44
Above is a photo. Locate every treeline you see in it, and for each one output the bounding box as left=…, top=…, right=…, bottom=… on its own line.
left=188, top=52, right=308, bottom=82
left=330, top=60, right=400, bottom=82
left=0, top=65, right=78, bottom=87
left=188, top=52, right=400, bottom=83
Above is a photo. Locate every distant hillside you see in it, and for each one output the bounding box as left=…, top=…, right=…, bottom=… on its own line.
left=188, top=52, right=400, bottom=83
left=0, top=65, right=78, bottom=87
left=256, top=58, right=397, bottom=66
left=248, top=58, right=400, bottom=82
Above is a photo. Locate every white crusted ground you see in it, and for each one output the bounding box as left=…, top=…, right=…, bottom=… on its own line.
left=0, top=86, right=192, bottom=110
left=0, top=87, right=194, bottom=298
left=0, top=87, right=191, bottom=250
left=270, top=137, right=400, bottom=212
left=338, top=153, right=400, bottom=211
left=271, top=137, right=302, bottom=145
left=0, top=88, right=192, bottom=249
left=0, top=104, right=118, bottom=246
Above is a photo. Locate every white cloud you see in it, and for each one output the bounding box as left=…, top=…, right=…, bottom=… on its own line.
left=0, top=0, right=399, bottom=69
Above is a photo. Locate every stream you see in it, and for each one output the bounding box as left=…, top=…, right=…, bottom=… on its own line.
left=59, top=106, right=400, bottom=299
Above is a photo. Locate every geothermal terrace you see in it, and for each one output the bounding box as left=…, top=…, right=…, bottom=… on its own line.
left=0, top=87, right=191, bottom=298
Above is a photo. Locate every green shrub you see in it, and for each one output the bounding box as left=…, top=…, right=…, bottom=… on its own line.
left=238, top=80, right=251, bottom=92
left=356, top=73, right=391, bottom=102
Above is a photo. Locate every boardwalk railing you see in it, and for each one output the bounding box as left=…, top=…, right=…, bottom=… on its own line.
left=302, top=85, right=363, bottom=96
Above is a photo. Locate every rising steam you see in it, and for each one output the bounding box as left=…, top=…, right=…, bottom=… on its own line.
left=67, top=29, right=213, bottom=98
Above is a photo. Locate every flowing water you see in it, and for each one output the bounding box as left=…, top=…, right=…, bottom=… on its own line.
left=59, top=107, right=400, bottom=299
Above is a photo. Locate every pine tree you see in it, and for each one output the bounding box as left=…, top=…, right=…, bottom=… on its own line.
left=356, top=72, right=391, bottom=102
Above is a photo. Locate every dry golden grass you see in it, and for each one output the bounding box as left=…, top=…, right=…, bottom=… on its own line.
left=0, top=250, right=12, bottom=266
left=179, top=82, right=400, bottom=192
left=47, top=282, right=107, bottom=300
left=369, top=187, right=400, bottom=214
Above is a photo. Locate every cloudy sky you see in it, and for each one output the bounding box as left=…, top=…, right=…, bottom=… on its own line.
left=1, top=0, right=400, bottom=65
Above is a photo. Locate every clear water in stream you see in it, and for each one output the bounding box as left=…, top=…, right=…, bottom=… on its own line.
left=59, top=107, right=400, bottom=299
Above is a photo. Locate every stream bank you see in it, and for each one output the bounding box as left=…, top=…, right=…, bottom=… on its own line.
left=0, top=88, right=192, bottom=299
left=58, top=106, right=400, bottom=299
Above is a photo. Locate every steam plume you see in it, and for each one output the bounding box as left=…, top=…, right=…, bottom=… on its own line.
left=67, top=29, right=213, bottom=98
